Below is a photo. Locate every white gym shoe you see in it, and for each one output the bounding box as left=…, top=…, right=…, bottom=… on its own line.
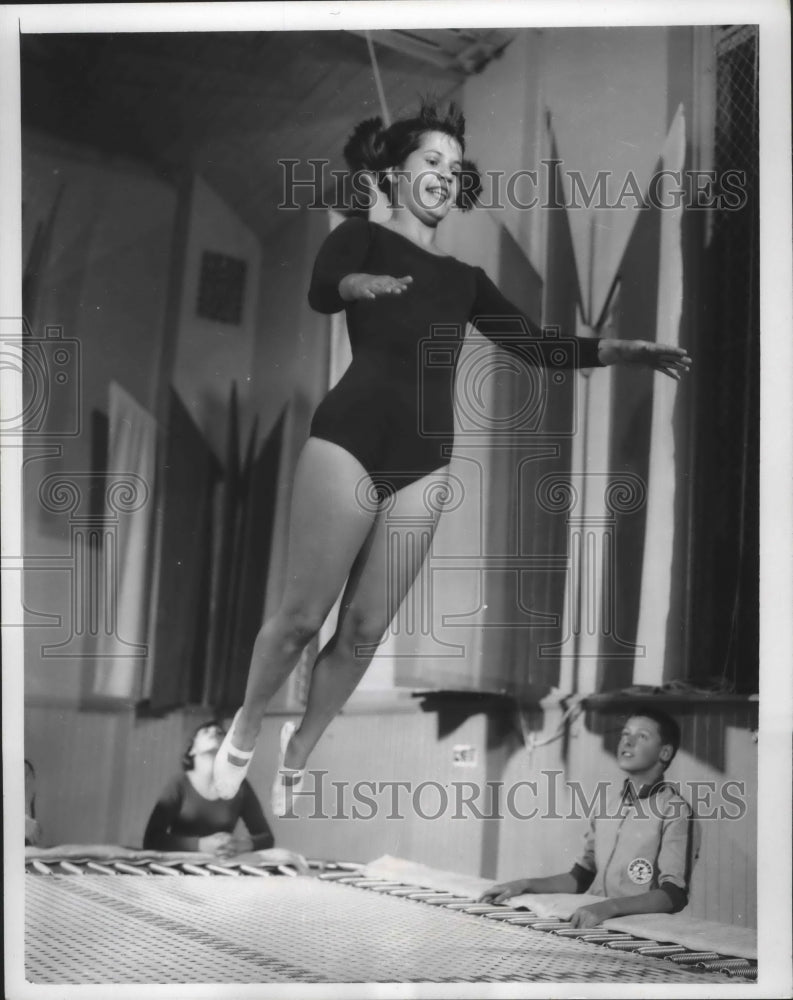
left=213, top=709, right=255, bottom=800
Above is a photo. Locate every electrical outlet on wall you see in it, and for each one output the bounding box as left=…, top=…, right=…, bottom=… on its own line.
left=452, top=745, right=478, bottom=767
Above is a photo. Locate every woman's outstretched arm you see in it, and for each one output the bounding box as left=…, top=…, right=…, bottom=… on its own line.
left=469, top=266, right=601, bottom=369
left=470, top=267, right=691, bottom=377
left=597, top=338, right=692, bottom=380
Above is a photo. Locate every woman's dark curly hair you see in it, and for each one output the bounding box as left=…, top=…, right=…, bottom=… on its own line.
left=343, top=99, right=482, bottom=211
left=182, top=719, right=225, bottom=771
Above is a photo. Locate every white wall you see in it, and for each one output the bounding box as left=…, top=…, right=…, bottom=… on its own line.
left=542, top=27, right=669, bottom=320
left=460, top=30, right=544, bottom=272
left=460, top=27, right=670, bottom=323
left=171, top=175, right=261, bottom=459
left=22, top=133, right=176, bottom=705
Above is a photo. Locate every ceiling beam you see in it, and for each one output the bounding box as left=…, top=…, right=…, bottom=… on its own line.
left=347, top=28, right=516, bottom=76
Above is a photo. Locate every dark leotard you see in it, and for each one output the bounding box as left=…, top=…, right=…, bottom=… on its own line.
left=142, top=773, right=274, bottom=852
left=308, top=218, right=602, bottom=496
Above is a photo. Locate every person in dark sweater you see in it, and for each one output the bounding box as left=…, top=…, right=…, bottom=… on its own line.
left=212, top=100, right=692, bottom=813
left=144, top=720, right=273, bottom=857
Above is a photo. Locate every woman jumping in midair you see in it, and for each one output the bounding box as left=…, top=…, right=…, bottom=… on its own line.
left=213, top=101, right=691, bottom=813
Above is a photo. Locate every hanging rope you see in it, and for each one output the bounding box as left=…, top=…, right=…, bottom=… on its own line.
left=365, top=31, right=391, bottom=126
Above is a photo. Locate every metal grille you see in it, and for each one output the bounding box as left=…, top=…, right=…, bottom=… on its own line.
left=715, top=25, right=759, bottom=690
left=691, top=25, right=759, bottom=690
left=712, top=24, right=759, bottom=322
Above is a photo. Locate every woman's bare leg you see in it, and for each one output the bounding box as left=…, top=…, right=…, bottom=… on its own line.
left=285, top=467, right=449, bottom=770
left=226, top=438, right=377, bottom=760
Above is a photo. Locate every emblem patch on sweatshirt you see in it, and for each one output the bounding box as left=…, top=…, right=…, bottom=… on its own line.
left=627, top=857, right=654, bottom=885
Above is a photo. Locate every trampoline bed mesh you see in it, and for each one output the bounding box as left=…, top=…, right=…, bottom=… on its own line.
left=26, top=870, right=738, bottom=985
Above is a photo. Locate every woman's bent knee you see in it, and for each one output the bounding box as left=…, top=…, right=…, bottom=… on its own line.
left=339, top=610, right=387, bottom=652
left=270, top=608, right=326, bottom=650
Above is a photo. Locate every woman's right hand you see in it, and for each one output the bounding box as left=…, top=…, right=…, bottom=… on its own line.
left=339, top=273, right=413, bottom=301
left=478, top=878, right=533, bottom=904
left=198, top=832, right=234, bottom=856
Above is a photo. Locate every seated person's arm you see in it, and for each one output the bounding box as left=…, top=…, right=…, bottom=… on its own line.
left=227, top=781, right=275, bottom=854
left=143, top=780, right=198, bottom=851
left=143, top=799, right=198, bottom=852
left=143, top=778, right=228, bottom=854
left=570, top=887, right=675, bottom=927
left=480, top=871, right=579, bottom=903
left=480, top=815, right=598, bottom=903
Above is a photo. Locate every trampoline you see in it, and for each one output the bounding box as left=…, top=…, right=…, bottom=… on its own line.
left=24, top=853, right=756, bottom=985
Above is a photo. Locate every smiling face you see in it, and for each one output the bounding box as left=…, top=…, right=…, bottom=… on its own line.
left=390, top=130, right=462, bottom=225
left=617, top=715, right=673, bottom=778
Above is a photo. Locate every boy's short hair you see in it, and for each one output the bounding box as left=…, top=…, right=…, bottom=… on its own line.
left=626, top=704, right=682, bottom=768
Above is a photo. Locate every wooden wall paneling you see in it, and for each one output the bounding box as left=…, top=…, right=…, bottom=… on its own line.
left=24, top=705, right=117, bottom=844
left=241, top=707, right=490, bottom=877
left=116, top=710, right=190, bottom=848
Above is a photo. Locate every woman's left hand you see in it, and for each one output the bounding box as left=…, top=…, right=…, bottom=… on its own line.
left=219, top=833, right=253, bottom=857
left=597, top=339, right=692, bottom=380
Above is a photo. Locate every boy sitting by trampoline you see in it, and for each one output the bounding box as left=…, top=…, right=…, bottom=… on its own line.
left=480, top=705, right=699, bottom=928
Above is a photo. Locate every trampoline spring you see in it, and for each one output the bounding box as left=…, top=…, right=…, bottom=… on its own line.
left=59, top=862, right=85, bottom=875
left=147, top=864, right=182, bottom=876
left=85, top=862, right=119, bottom=875
left=112, top=862, right=148, bottom=876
